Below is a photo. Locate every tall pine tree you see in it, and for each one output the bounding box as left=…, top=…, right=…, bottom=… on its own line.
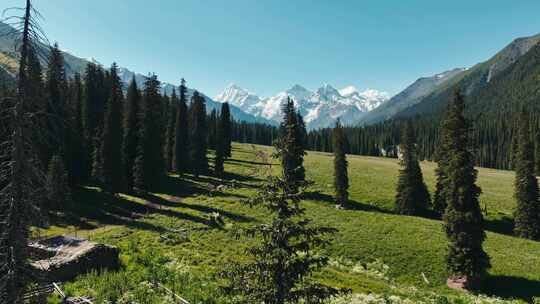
left=442, top=90, right=490, bottom=288
left=333, top=119, right=349, bottom=209
left=164, top=89, right=178, bottom=172
left=189, top=91, right=208, bottom=176
left=276, top=98, right=306, bottom=193
left=394, top=121, right=431, bottom=215
left=173, top=79, right=190, bottom=174
left=44, top=43, right=68, bottom=166
left=123, top=77, right=140, bottom=191
left=513, top=110, right=540, bottom=240
left=66, top=73, right=86, bottom=185
left=221, top=102, right=232, bottom=158
left=215, top=110, right=226, bottom=178
left=100, top=63, right=125, bottom=193
left=134, top=75, right=164, bottom=190
left=223, top=141, right=341, bottom=303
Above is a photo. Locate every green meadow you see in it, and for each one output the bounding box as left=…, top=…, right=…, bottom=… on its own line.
left=40, top=143, right=540, bottom=303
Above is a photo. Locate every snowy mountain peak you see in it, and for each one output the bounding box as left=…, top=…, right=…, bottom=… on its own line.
left=314, top=84, right=341, bottom=103
left=339, top=85, right=359, bottom=96
left=214, top=84, right=262, bottom=109
left=214, top=83, right=389, bottom=130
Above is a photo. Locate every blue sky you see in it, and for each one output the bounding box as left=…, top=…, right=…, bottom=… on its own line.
left=5, top=0, right=540, bottom=97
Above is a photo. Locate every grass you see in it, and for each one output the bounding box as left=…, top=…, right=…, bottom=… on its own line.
left=37, top=143, right=540, bottom=303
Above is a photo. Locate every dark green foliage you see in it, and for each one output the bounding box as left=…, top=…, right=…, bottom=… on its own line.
left=134, top=75, right=164, bottom=190
left=122, top=77, right=140, bottom=191
left=535, top=130, right=540, bottom=177
left=441, top=91, right=490, bottom=282
left=188, top=91, right=208, bottom=176
left=45, top=154, right=71, bottom=211
left=82, top=63, right=109, bottom=178
left=214, top=110, right=226, bottom=178
left=164, top=89, right=178, bottom=172
left=207, top=109, right=218, bottom=150
left=221, top=102, right=232, bottom=158
left=66, top=73, right=86, bottom=185
left=100, top=63, right=125, bottom=193
left=91, top=127, right=103, bottom=183
left=275, top=98, right=306, bottom=193
left=173, top=79, right=189, bottom=174
left=333, top=120, right=349, bottom=209
left=433, top=164, right=447, bottom=215
left=43, top=43, right=68, bottom=166
left=231, top=120, right=277, bottom=146
left=222, top=175, right=342, bottom=303
left=513, top=110, right=540, bottom=240
left=394, top=121, right=430, bottom=215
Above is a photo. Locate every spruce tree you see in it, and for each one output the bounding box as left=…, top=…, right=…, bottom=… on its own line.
left=442, top=90, right=490, bottom=287
left=164, top=89, right=178, bottom=172
left=275, top=98, right=306, bottom=193
left=394, top=121, right=431, bottom=215
left=0, top=1, right=47, bottom=301
left=66, top=73, right=86, bottom=185
left=123, top=77, right=140, bottom=191
left=45, top=154, right=71, bottom=212
left=208, top=109, right=218, bottom=150
left=513, top=110, right=540, bottom=240
left=173, top=79, right=190, bottom=174
left=333, top=119, right=349, bottom=209
left=82, top=62, right=101, bottom=178
left=100, top=63, right=125, bottom=193
left=215, top=111, right=226, bottom=178
left=44, top=43, right=68, bottom=166
left=223, top=144, right=341, bottom=303
left=134, top=75, right=164, bottom=190
left=189, top=91, right=208, bottom=176
left=221, top=102, right=232, bottom=158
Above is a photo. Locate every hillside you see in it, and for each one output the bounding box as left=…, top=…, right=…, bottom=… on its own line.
left=39, top=143, right=540, bottom=303
left=0, top=21, right=274, bottom=125
left=358, top=68, right=466, bottom=125
left=394, top=33, right=540, bottom=118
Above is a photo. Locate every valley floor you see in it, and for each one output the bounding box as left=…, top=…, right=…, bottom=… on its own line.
left=38, top=143, right=540, bottom=303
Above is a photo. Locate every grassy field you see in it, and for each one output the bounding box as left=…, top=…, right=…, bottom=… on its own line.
left=39, top=143, right=540, bottom=303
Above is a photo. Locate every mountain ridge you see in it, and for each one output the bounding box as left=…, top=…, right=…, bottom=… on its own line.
left=0, top=21, right=275, bottom=125
left=214, top=83, right=389, bottom=129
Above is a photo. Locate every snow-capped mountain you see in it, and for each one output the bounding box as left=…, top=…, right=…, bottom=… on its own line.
left=338, top=86, right=388, bottom=112
left=214, top=83, right=389, bottom=130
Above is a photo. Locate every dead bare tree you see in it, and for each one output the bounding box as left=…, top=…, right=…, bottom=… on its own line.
left=0, top=0, right=47, bottom=302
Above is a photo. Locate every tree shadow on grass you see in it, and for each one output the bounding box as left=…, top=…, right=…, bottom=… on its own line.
left=53, top=187, right=220, bottom=234
left=152, top=175, right=250, bottom=199
left=141, top=192, right=255, bottom=224
left=482, top=275, right=540, bottom=302
left=304, top=191, right=393, bottom=214
left=226, top=158, right=277, bottom=167
left=53, top=187, right=170, bottom=233
left=484, top=215, right=515, bottom=237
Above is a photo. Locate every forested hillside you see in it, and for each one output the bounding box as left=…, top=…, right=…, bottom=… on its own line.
left=307, top=40, right=540, bottom=170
